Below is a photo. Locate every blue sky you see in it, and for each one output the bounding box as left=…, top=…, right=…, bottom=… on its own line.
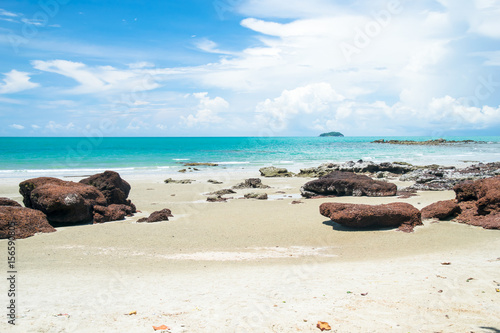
left=1, top=0, right=500, bottom=137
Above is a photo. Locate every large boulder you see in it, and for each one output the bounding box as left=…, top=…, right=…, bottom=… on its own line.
left=0, top=197, right=22, bottom=207
left=320, top=202, right=422, bottom=232
left=137, top=208, right=173, bottom=223
left=453, top=176, right=500, bottom=229
left=0, top=206, right=56, bottom=239
left=421, top=200, right=461, bottom=220
left=80, top=171, right=131, bottom=205
left=301, top=171, right=397, bottom=198
left=259, top=166, right=294, bottom=177
left=19, top=177, right=107, bottom=226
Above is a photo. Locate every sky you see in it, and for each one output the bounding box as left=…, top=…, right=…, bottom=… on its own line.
left=0, top=0, right=500, bottom=137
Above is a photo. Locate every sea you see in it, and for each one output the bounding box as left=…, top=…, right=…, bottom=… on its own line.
left=1, top=136, right=500, bottom=179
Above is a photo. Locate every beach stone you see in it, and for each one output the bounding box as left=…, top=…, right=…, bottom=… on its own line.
left=207, top=179, right=223, bottom=184
left=19, top=177, right=107, bottom=226
left=80, top=171, right=131, bottom=205
left=244, top=192, right=268, bottom=200
left=259, top=166, right=295, bottom=177
left=232, top=178, right=270, bottom=189
left=0, top=206, right=56, bottom=239
left=301, top=171, right=397, bottom=198
left=137, top=208, right=173, bottom=223
left=421, top=200, right=461, bottom=220
left=297, top=163, right=339, bottom=178
left=0, top=197, right=22, bottom=207
left=454, top=176, right=500, bottom=229
left=207, top=195, right=228, bottom=202
left=208, top=189, right=236, bottom=196
left=93, top=204, right=133, bottom=223
left=320, top=202, right=422, bottom=232
left=164, top=178, right=194, bottom=184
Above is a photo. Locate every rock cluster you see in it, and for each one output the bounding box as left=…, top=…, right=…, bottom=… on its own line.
left=401, top=162, right=500, bottom=191
left=301, top=171, right=397, bottom=198
left=19, top=171, right=136, bottom=226
left=296, top=160, right=414, bottom=178
left=320, top=202, right=422, bottom=232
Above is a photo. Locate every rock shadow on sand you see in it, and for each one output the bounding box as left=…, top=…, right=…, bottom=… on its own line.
left=322, top=220, right=397, bottom=232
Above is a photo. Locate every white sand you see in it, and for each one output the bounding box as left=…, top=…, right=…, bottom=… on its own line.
left=0, top=172, right=499, bottom=332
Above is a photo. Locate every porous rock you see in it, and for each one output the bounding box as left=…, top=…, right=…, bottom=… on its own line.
left=320, top=202, right=422, bottom=232
left=0, top=206, right=56, bottom=239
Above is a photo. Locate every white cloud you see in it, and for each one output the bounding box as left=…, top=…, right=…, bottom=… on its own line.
left=9, top=124, right=24, bottom=130
left=182, top=93, right=229, bottom=127
left=46, top=121, right=75, bottom=132
left=256, top=82, right=345, bottom=131
left=195, top=38, right=234, bottom=55
left=255, top=82, right=500, bottom=135
left=128, top=61, right=155, bottom=69
left=0, top=8, right=18, bottom=17
left=31, top=125, right=41, bottom=129
left=32, top=60, right=161, bottom=94
left=126, top=119, right=150, bottom=130
left=0, top=70, right=39, bottom=94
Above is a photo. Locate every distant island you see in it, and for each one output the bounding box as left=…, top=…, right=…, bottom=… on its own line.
left=319, top=131, right=344, bottom=137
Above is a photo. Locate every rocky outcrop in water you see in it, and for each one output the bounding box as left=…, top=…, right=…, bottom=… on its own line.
left=320, top=202, right=422, bottom=232
left=0, top=206, right=56, bottom=239
left=372, top=139, right=483, bottom=145
left=301, top=171, right=397, bottom=198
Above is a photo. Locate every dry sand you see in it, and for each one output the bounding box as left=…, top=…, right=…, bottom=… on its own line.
left=0, top=171, right=499, bottom=332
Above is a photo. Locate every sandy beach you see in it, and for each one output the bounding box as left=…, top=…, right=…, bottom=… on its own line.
left=1, top=171, right=499, bottom=332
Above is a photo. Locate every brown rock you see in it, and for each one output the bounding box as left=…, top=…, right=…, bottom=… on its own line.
left=137, top=208, right=173, bottom=223
left=80, top=171, right=131, bottom=205
left=0, top=206, right=56, bottom=239
left=0, top=197, right=22, bottom=207
left=320, top=202, right=422, bottom=232
left=454, top=176, right=500, bottom=229
left=301, top=171, right=397, bottom=198
left=93, top=204, right=133, bottom=223
left=19, top=177, right=107, bottom=226
left=421, top=200, right=461, bottom=220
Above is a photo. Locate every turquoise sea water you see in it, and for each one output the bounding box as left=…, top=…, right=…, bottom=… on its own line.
left=1, top=136, right=500, bottom=178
